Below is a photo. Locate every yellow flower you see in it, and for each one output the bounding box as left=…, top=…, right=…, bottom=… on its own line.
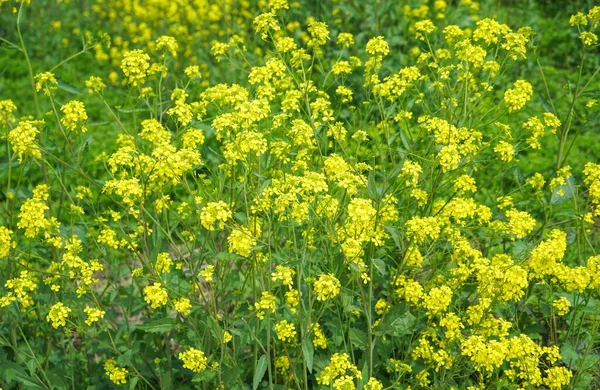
left=179, top=348, right=208, bottom=373
left=365, top=377, right=383, bottom=390
left=84, top=306, right=105, bottom=326
left=200, top=201, right=232, bottom=231
left=143, top=283, right=168, bottom=309
left=494, top=141, right=515, bottom=162
left=85, top=76, right=106, bottom=94
left=174, top=297, right=192, bottom=316
left=275, top=320, right=296, bottom=343
left=504, top=209, right=536, bottom=239
left=34, top=72, right=58, bottom=96
left=552, top=297, right=571, bottom=316
left=104, top=358, right=128, bottom=385
left=228, top=227, right=256, bottom=257
left=17, top=184, right=49, bottom=238
left=307, top=19, right=330, bottom=47
left=223, top=331, right=233, bottom=343
left=47, top=302, right=71, bottom=328
left=337, top=32, right=355, bottom=47
left=422, top=286, right=452, bottom=316
left=314, top=274, right=341, bottom=301
left=580, top=31, right=598, bottom=46
left=414, top=19, right=437, bottom=40
left=504, top=80, right=532, bottom=112
left=272, top=265, right=295, bottom=288
left=543, top=366, right=572, bottom=389
left=155, top=253, right=173, bottom=274
left=254, top=291, right=276, bottom=319
left=0, top=227, right=16, bottom=258
left=317, top=353, right=360, bottom=386
left=8, top=120, right=42, bottom=161
left=120, top=49, right=150, bottom=87
left=156, top=35, right=179, bottom=57
left=60, top=100, right=88, bottom=132
left=365, top=36, right=389, bottom=56
left=199, top=265, right=215, bottom=282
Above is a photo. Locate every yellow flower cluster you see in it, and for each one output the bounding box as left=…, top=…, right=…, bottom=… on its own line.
left=0, top=227, right=15, bottom=258
left=178, top=348, right=208, bottom=373
left=504, top=80, right=532, bottom=112
left=317, top=353, right=360, bottom=386
left=8, top=119, right=42, bottom=161
left=47, top=302, right=71, bottom=328
left=313, top=274, right=341, bottom=301
left=200, top=201, right=232, bottom=231
left=84, top=306, right=105, bottom=326
left=275, top=320, right=296, bottom=343
left=60, top=100, right=88, bottom=132
left=104, top=358, right=128, bottom=385
left=143, top=283, right=168, bottom=309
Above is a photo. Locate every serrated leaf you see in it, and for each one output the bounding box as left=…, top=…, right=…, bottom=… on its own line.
left=253, top=354, right=268, bottom=390
left=302, top=339, right=314, bottom=373
left=561, top=343, right=579, bottom=368
left=373, top=306, right=416, bottom=336
left=349, top=327, right=368, bottom=350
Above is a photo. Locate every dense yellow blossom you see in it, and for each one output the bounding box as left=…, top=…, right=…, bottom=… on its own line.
left=314, top=274, right=341, bottom=301
left=143, top=283, right=168, bottom=309
left=104, top=359, right=128, bottom=385
left=179, top=348, right=208, bottom=373
left=47, top=302, right=71, bottom=328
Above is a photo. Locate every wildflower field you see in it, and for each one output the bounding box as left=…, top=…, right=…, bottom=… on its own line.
left=1, top=0, right=600, bottom=388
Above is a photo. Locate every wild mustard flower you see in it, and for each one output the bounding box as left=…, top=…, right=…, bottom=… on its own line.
left=84, top=306, right=105, bottom=326
left=314, top=274, right=341, bottom=301
left=179, top=348, right=208, bottom=372
left=365, top=36, right=389, bottom=56
left=17, top=184, right=49, bottom=238
left=174, top=297, right=192, bottom=316
left=8, top=120, right=42, bottom=161
left=504, top=80, right=532, bottom=112
left=228, top=227, right=256, bottom=257
left=120, top=49, right=150, bottom=86
left=155, top=35, right=178, bottom=57
left=104, top=358, right=128, bottom=385
left=0, top=227, right=15, bottom=258
left=580, top=32, right=598, bottom=46
left=317, top=353, right=360, bottom=386
left=34, top=72, right=57, bottom=95
left=552, top=297, right=571, bottom=316
left=275, top=320, right=296, bottom=343
left=200, top=201, right=232, bottom=231
left=143, top=283, right=168, bottom=309
left=255, top=291, right=276, bottom=319
left=47, top=302, right=71, bottom=328
left=60, top=100, right=88, bottom=132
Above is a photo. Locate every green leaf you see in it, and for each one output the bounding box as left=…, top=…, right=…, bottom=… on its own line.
left=136, top=317, right=176, bottom=333
left=2, top=362, right=44, bottom=388
left=550, top=175, right=575, bottom=205
left=372, top=258, right=386, bottom=276
left=561, top=343, right=580, bottom=368
left=253, top=354, right=268, bottom=390
left=302, top=339, right=314, bottom=373
left=128, top=376, right=139, bottom=390
left=57, top=80, right=82, bottom=95
left=349, top=327, right=368, bottom=350
left=373, top=306, right=416, bottom=336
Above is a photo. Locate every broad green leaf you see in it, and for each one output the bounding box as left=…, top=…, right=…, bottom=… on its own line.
left=302, top=339, right=314, bottom=373
left=136, top=317, right=176, bottom=333
left=253, top=354, right=268, bottom=390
